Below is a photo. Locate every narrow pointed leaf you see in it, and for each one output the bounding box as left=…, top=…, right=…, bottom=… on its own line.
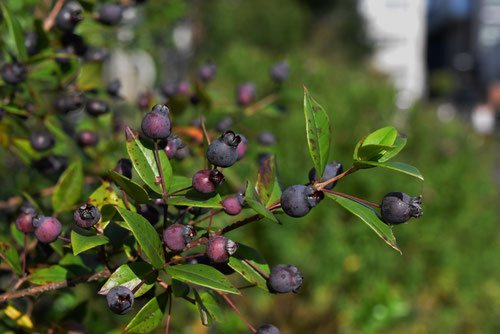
left=228, top=257, right=267, bottom=290
left=167, top=190, right=222, bottom=208
left=126, top=293, right=168, bottom=333
left=354, top=161, right=424, bottom=180
left=245, top=182, right=279, bottom=224
left=0, top=242, right=22, bottom=275
left=52, top=161, right=83, bottom=213
left=378, top=136, right=407, bottom=162
left=99, top=262, right=156, bottom=297
left=0, top=3, right=28, bottom=61
left=108, top=170, right=149, bottom=203
left=29, top=265, right=70, bottom=284
left=70, top=231, right=109, bottom=256
left=256, top=155, right=282, bottom=205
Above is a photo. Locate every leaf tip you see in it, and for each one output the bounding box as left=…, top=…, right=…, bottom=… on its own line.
left=125, top=126, right=139, bottom=142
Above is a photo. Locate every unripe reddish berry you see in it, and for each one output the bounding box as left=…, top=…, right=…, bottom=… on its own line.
left=33, top=216, right=62, bottom=243
left=163, top=223, right=196, bottom=252
left=192, top=169, right=224, bottom=194
left=206, top=236, right=237, bottom=263
left=15, top=205, right=36, bottom=233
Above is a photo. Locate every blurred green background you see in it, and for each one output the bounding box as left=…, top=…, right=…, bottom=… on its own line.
left=1, top=0, right=499, bottom=333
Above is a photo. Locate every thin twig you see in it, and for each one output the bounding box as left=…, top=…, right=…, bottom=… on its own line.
left=43, top=0, right=65, bottom=31
left=243, top=94, right=278, bottom=116
left=242, top=258, right=269, bottom=280
left=322, top=190, right=380, bottom=208
left=218, top=292, right=257, bottom=333
left=153, top=141, right=169, bottom=203
left=315, top=166, right=358, bottom=190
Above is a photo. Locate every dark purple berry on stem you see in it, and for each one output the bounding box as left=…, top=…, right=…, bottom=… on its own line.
left=267, top=264, right=303, bottom=294
left=55, top=93, right=84, bottom=114
left=309, top=161, right=343, bottom=190
left=280, top=185, right=322, bottom=218
left=257, top=131, right=276, bottom=146
left=15, top=204, right=36, bottom=233
left=221, top=194, right=244, bottom=216
left=237, top=83, right=256, bottom=107
left=380, top=192, right=423, bottom=225
left=207, top=131, right=241, bottom=168
left=114, top=158, right=133, bottom=179
left=164, top=136, right=182, bottom=159
left=198, top=63, right=217, bottom=82
left=1, top=62, right=27, bottom=85
left=96, top=4, right=123, bottom=26
left=76, top=130, right=99, bottom=147
left=55, top=1, right=83, bottom=32
left=257, top=324, right=281, bottom=334
left=106, top=286, right=134, bottom=315
left=192, top=169, right=225, bottom=194
left=25, top=31, right=39, bottom=56
left=206, top=236, right=237, bottom=263
left=29, top=131, right=55, bottom=152
left=86, top=99, right=109, bottom=117
left=33, top=216, right=62, bottom=243
left=74, top=203, right=101, bottom=228
left=141, top=105, right=171, bottom=140
left=163, top=223, right=196, bottom=252
left=270, top=61, right=289, bottom=82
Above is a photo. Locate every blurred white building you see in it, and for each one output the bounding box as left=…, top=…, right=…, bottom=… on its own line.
left=358, top=0, right=427, bottom=109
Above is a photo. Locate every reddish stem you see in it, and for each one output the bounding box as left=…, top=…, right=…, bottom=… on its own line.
left=242, top=258, right=269, bottom=280
left=218, top=293, right=257, bottom=333
left=315, top=166, right=358, bottom=190
left=153, top=141, right=169, bottom=203
left=323, top=189, right=380, bottom=208
left=165, top=291, right=173, bottom=334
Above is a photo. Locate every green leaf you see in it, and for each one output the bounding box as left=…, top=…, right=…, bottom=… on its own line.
left=303, top=86, right=331, bottom=177
left=228, top=257, right=267, bottom=290
left=167, top=190, right=222, bottom=208
left=245, top=182, right=279, bottom=224
left=362, top=126, right=398, bottom=146
left=234, top=243, right=270, bottom=275
left=29, top=265, right=69, bottom=284
left=195, top=290, right=223, bottom=324
left=0, top=3, right=28, bottom=61
left=116, top=207, right=165, bottom=269
left=77, top=63, right=103, bottom=91
left=256, top=155, right=281, bottom=206
left=355, top=144, right=394, bottom=161
left=165, top=264, right=240, bottom=295
left=169, top=175, right=192, bottom=193
left=99, top=262, right=157, bottom=298
left=378, top=136, right=407, bottom=162
left=0, top=242, right=22, bottom=275
left=125, top=127, right=172, bottom=195
left=126, top=293, right=168, bottom=333
left=52, top=161, right=83, bottom=213
left=354, top=161, right=424, bottom=180
left=325, top=193, right=401, bottom=253
left=109, top=170, right=150, bottom=204
left=354, top=127, right=407, bottom=162
left=70, top=230, right=109, bottom=256
left=88, top=182, right=127, bottom=228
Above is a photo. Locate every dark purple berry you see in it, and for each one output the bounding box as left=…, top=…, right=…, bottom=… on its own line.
left=267, top=264, right=303, bottom=294
left=280, top=185, right=322, bottom=218
left=206, top=236, right=237, bottom=263
left=74, top=203, right=101, bottom=228
left=137, top=204, right=159, bottom=225
left=25, top=31, right=39, bottom=56
left=29, top=131, right=55, bottom=152
left=54, top=93, right=84, bottom=114
left=215, top=116, right=233, bottom=132
left=1, top=62, right=27, bottom=85
left=237, top=83, right=256, bottom=107
left=55, top=1, right=83, bottom=32
left=141, top=105, right=172, bottom=140
left=236, top=134, right=248, bottom=160
left=33, top=155, right=68, bottom=175
left=174, top=146, right=190, bottom=160
left=257, top=324, right=281, bottom=334
left=96, top=4, right=123, bottom=26
left=198, top=63, right=217, bottom=82
left=257, top=131, right=276, bottom=146
left=107, top=79, right=121, bottom=97
left=33, top=216, right=62, bottom=243
left=106, top=286, right=134, bottom=315
left=192, top=169, right=225, bottom=194
left=163, top=223, right=196, bottom=252
left=114, top=158, right=133, bottom=179
left=380, top=192, right=423, bottom=225
left=164, top=136, right=182, bottom=159
left=308, top=161, right=343, bottom=190
left=207, top=131, right=241, bottom=168
left=15, top=205, right=36, bottom=233
left=221, top=194, right=244, bottom=216
left=76, top=130, right=99, bottom=147
left=60, top=32, right=87, bottom=56
left=86, top=99, right=109, bottom=117
left=270, top=62, right=289, bottom=82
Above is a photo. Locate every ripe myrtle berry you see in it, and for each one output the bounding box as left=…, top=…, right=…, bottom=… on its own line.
left=163, top=223, right=196, bottom=252
left=207, top=131, right=241, bottom=168
left=176, top=81, right=191, bottom=96
left=96, top=4, right=123, bottom=26
left=237, top=83, right=256, bottom=107
left=199, top=63, right=217, bottom=82
left=106, top=286, right=134, bottom=315
left=257, top=131, right=276, bottom=146
left=174, top=146, right=190, bottom=160
left=137, top=204, right=160, bottom=225
left=236, top=134, right=248, bottom=160
left=380, top=192, right=423, bottom=225
left=54, top=93, right=84, bottom=114
left=114, top=158, right=133, bottom=179
left=74, top=203, right=101, bottom=228
left=61, top=32, right=88, bottom=56
left=163, top=136, right=183, bottom=159
left=25, top=31, right=39, bottom=56
left=267, top=264, right=303, bottom=294
left=270, top=61, right=289, bottom=82
left=55, top=1, right=83, bottom=32
left=192, top=169, right=225, bottom=194
left=76, top=130, right=99, bottom=147
left=308, top=161, right=344, bottom=190
left=221, top=194, right=245, bottom=216
left=257, top=324, right=281, bottom=334
left=15, top=204, right=36, bottom=233
left=33, top=216, right=62, bottom=243
left=141, top=105, right=171, bottom=140
left=86, top=99, right=109, bottom=117
left=280, top=185, right=323, bottom=218
left=206, top=236, right=238, bottom=263
left=33, top=155, right=68, bottom=175
left=107, top=79, right=121, bottom=97
left=1, top=62, right=27, bottom=85
left=29, top=131, right=55, bottom=152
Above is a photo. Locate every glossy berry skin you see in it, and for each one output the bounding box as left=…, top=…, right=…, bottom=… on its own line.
left=86, top=99, right=109, bottom=117
left=33, top=216, right=62, bottom=243
left=76, top=130, right=99, bottom=147
left=267, top=264, right=303, bottom=294
left=164, top=136, right=182, bottom=159
left=55, top=1, right=83, bottom=32
left=192, top=169, right=225, bottom=194
left=114, top=158, right=133, bottom=179
left=237, top=83, right=256, bottom=107
left=270, top=62, right=289, bottom=82
left=141, top=105, right=171, bottom=140
left=25, top=31, right=39, bottom=56
left=257, top=131, right=276, bottom=146
left=236, top=134, right=248, bottom=160
left=106, top=286, right=134, bottom=315
left=1, top=62, right=27, bottom=85
left=308, top=161, right=343, bottom=190
left=380, top=192, right=423, bottom=225
left=74, top=203, right=101, bottom=228
left=280, top=185, right=323, bottom=218
left=163, top=223, right=196, bottom=252
left=96, top=4, right=123, bottom=26
left=206, top=236, right=238, bottom=263
left=15, top=205, right=36, bottom=233
left=221, top=194, right=244, bottom=216
left=207, top=131, right=241, bottom=167
left=54, top=94, right=84, bottom=114
left=257, top=324, right=281, bottom=334
left=29, top=131, right=55, bottom=152
left=199, top=63, right=217, bottom=82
